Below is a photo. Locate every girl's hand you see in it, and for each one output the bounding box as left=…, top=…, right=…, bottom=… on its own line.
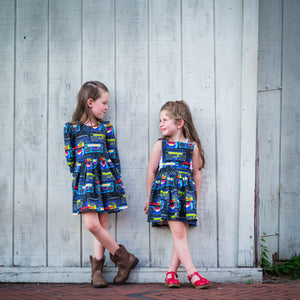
left=145, top=140, right=161, bottom=216
left=144, top=201, right=149, bottom=214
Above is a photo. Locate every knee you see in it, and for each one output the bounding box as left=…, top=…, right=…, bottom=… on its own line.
left=174, top=232, right=187, bottom=241
left=85, top=220, right=99, bottom=233
left=83, top=214, right=100, bottom=233
left=171, top=227, right=187, bottom=241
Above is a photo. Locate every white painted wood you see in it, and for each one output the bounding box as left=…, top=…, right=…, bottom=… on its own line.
left=149, top=0, right=182, bottom=267
left=1, top=0, right=299, bottom=275
left=257, top=0, right=282, bottom=263
left=257, top=0, right=283, bottom=92
left=149, top=0, right=182, bottom=147
left=81, top=0, right=116, bottom=268
left=279, top=0, right=300, bottom=259
left=215, top=0, right=243, bottom=267
left=238, top=0, right=259, bottom=267
left=82, top=0, right=116, bottom=125
left=258, top=91, right=281, bottom=262
left=0, top=267, right=262, bottom=284
left=47, top=0, right=82, bottom=267
left=182, top=0, right=218, bottom=268
left=14, top=0, right=48, bottom=266
left=0, top=0, right=15, bottom=266
left=115, top=0, right=149, bottom=266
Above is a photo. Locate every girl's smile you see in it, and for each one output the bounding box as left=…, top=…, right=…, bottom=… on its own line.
left=159, top=110, right=185, bottom=142
left=159, top=110, right=178, bottom=136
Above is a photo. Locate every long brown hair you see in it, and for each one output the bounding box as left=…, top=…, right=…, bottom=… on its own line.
left=72, top=81, right=109, bottom=124
left=160, top=100, right=205, bottom=169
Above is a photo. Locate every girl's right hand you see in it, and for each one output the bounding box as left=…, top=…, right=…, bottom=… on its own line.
left=144, top=201, right=149, bottom=214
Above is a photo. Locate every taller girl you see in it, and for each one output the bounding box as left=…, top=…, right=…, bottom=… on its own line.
left=64, top=81, right=138, bottom=288
left=144, top=100, right=211, bottom=289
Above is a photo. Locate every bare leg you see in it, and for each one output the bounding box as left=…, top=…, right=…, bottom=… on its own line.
left=167, top=222, right=189, bottom=274
left=83, top=211, right=119, bottom=255
left=165, top=245, right=181, bottom=281
left=168, top=245, right=181, bottom=272
left=93, top=213, right=108, bottom=260
left=168, top=221, right=199, bottom=283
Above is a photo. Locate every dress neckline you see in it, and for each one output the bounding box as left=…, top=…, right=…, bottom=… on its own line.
left=81, top=120, right=108, bottom=129
left=162, top=139, right=190, bottom=144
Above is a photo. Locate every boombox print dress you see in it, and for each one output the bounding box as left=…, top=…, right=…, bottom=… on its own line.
left=148, top=139, right=198, bottom=227
left=64, top=121, right=127, bottom=215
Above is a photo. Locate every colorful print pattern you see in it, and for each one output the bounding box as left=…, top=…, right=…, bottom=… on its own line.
left=64, top=121, right=127, bottom=215
left=148, top=139, right=198, bottom=227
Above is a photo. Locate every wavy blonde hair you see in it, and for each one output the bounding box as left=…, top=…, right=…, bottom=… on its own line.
left=160, top=100, right=205, bottom=169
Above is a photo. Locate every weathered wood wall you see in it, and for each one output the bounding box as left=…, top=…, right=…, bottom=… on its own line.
left=258, top=0, right=300, bottom=261
left=1, top=0, right=297, bottom=282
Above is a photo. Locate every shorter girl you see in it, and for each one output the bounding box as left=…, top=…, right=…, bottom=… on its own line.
left=64, top=81, right=138, bottom=288
left=144, top=100, right=211, bottom=289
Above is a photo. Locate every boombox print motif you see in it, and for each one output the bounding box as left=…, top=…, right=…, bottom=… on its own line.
left=148, top=139, right=198, bottom=227
left=64, top=121, right=127, bottom=214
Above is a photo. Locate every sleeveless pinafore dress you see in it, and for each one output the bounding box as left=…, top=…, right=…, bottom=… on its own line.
left=148, top=139, right=197, bottom=227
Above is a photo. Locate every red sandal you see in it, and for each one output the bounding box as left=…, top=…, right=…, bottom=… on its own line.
left=188, top=272, right=211, bottom=289
left=165, top=271, right=181, bottom=288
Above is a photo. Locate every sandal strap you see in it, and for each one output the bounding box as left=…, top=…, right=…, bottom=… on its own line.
left=187, top=271, right=201, bottom=281
left=166, top=271, right=178, bottom=278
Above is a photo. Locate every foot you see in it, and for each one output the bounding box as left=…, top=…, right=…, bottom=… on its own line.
left=90, top=255, right=108, bottom=288
left=110, top=245, right=139, bottom=284
left=187, top=272, right=211, bottom=289
left=165, top=271, right=180, bottom=288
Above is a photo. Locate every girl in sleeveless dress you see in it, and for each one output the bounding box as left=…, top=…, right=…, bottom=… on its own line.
left=144, top=100, right=211, bottom=289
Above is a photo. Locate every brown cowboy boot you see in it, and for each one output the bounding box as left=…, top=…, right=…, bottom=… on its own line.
left=110, top=245, right=139, bottom=284
left=89, top=255, right=108, bottom=288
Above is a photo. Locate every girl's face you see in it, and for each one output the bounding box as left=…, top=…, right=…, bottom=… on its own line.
left=88, top=91, right=109, bottom=121
left=159, top=110, right=179, bottom=137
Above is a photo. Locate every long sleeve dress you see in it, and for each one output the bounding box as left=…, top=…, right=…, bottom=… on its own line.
left=64, top=121, right=127, bottom=215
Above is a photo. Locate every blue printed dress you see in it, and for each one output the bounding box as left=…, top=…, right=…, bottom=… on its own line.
left=64, top=121, right=127, bottom=215
left=148, top=139, right=198, bottom=227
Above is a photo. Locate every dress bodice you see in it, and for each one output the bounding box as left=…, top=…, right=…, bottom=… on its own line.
left=160, top=139, right=194, bottom=171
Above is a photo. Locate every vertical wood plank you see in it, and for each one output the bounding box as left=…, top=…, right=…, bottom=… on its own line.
left=48, top=0, right=82, bottom=266
left=237, top=0, right=259, bottom=267
left=257, top=0, right=282, bottom=262
left=0, top=0, right=15, bottom=266
left=82, top=0, right=116, bottom=125
left=81, top=0, right=116, bottom=267
left=258, top=91, right=281, bottom=260
left=257, top=0, right=282, bottom=92
left=182, top=0, right=218, bottom=267
left=115, top=0, right=149, bottom=266
left=215, top=0, right=243, bottom=267
left=149, top=0, right=182, bottom=267
left=149, top=0, right=182, bottom=146
left=14, top=0, right=48, bottom=266
left=279, top=0, right=300, bottom=259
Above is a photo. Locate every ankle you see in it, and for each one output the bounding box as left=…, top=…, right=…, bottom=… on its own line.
left=187, top=269, right=197, bottom=278
left=110, top=245, right=120, bottom=256
left=188, top=271, right=201, bottom=284
left=166, top=270, right=178, bottom=279
left=94, top=255, right=104, bottom=261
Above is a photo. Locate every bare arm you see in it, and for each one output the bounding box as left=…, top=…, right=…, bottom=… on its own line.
left=144, top=140, right=162, bottom=214
left=192, top=143, right=202, bottom=199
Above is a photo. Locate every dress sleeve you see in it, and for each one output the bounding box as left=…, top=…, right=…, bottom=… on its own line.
left=63, top=123, right=75, bottom=173
left=105, top=122, right=121, bottom=173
